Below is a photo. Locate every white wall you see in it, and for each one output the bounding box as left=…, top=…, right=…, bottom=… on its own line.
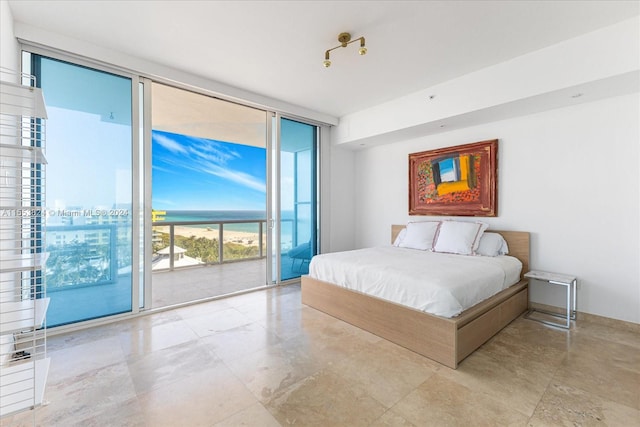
left=352, top=94, right=639, bottom=324
left=326, top=144, right=356, bottom=253
left=318, top=125, right=357, bottom=253
left=335, top=17, right=639, bottom=147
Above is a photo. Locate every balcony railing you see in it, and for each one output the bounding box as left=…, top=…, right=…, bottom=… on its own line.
left=46, top=224, right=119, bottom=291
left=151, top=219, right=268, bottom=271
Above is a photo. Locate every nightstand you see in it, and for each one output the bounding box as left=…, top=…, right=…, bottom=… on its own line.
left=524, top=270, right=577, bottom=329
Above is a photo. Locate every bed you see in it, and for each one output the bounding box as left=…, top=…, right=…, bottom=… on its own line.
left=301, top=225, right=529, bottom=369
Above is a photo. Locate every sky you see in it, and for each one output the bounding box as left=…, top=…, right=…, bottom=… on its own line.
left=152, top=130, right=267, bottom=211
left=42, top=56, right=134, bottom=212
left=38, top=55, right=300, bottom=215
left=46, top=106, right=133, bottom=211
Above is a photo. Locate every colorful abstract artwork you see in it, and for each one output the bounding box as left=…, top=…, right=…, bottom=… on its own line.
left=408, top=139, right=498, bottom=216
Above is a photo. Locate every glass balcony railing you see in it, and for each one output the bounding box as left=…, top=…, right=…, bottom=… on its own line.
left=151, top=219, right=268, bottom=271
left=46, top=224, right=121, bottom=291
left=43, top=218, right=306, bottom=323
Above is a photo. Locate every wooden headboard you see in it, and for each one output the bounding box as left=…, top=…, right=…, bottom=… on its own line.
left=391, top=225, right=529, bottom=278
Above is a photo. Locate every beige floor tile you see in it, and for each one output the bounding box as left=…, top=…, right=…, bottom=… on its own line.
left=266, top=369, right=387, bottom=426
left=35, top=362, right=138, bottom=427
left=5, top=284, right=640, bottom=427
left=46, top=336, right=126, bottom=383
left=46, top=324, right=120, bottom=353
left=201, top=321, right=282, bottom=363
left=432, top=317, right=570, bottom=417
left=392, top=373, right=530, bottom=426
left=495, top=317, right=575, bottom=354
left=172, top=297, right=233, bottom=320
left=573, top=317, right=640, bottom=350
left=182, top=307, right=253, bottom=337
left=257, top=305, right=345, bottom=342
left=45, top=310, right=185, bottom=354
left=565, top=332, right=640, bottom=374
left=369, top=410, right=416, bottom=426
left=437, top=343, right=558, bottom=417
left=303, top=326, right=375, bottom=362
left=137, top=362, right=257, bottom=426
left=340, top=320, right=385, bottom=344
left=225, top=339, right=326, bottom=403
left=77, top=397, right=146, bottom=427
left=212, top=402, right=281, bottom=427
left=552, top=349, right=640, bottom=410
left=223, top=286, right=283, bottom=308
left=126, top=339, right=221, bottom=395
left=329, top=338, right=438, bottom=407
left=0, top=411, right=34, bottom=427
left=555, top=324, right=640, bottom=411
left=233, top=290, right=302, bottom=322
left=529, top=382, right=640, bottom=426
left=119, top=318, right=200, bottom=357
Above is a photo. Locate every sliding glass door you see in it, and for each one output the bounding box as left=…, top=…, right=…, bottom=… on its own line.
left=28, top=54, right=135, bottom=326
left=24, top=50, right=321, bottom=327
left=278, top=117, right=318, bottom=281
left=150, top=83, right=268, bottom=307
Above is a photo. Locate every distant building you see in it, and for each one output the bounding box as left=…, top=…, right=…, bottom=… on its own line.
left=152, top=245, right=202, bottom=270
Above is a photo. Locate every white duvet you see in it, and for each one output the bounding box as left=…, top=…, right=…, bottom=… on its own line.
left=308, top=246, right=522, bottom=318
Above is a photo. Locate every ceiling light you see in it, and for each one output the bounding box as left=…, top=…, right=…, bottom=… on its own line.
left=323, top=51, right=331, bottom=68
left=358, top=38, right=367, bottom=55
left=323, top=32, right=367, bottom=68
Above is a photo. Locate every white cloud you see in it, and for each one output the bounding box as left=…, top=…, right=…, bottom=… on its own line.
left=153, top=131, right=265, bottom=194
left=189, top=137, right=240, bottom=164
left=152, top=198, right=177, bottom=206
left=202, top=164, right=266, bottom=193
left=153, top=132, right=188, bottom=154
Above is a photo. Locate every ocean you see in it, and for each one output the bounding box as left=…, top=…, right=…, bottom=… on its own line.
left=157, top=210, right=296, bottom=246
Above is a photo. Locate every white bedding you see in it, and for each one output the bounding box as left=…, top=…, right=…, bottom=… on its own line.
left=308, top=246, right=522, bottom=318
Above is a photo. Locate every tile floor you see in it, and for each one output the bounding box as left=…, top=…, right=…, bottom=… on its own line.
left=2, top=284, right=639, bottom=426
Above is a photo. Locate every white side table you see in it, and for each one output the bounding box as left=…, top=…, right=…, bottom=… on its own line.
left=524, top=270, right=577, bottom=329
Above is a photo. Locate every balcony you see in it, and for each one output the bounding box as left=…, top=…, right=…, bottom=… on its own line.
left=43, top=220, right=307, bottom=327
left=151, top=219, right=268, bottom=271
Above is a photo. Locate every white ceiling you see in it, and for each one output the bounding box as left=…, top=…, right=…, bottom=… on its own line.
left=7, top=0, right=640, bottom=118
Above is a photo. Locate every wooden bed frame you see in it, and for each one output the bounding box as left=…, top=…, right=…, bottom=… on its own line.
left=301, top=226, right=529, bottom=369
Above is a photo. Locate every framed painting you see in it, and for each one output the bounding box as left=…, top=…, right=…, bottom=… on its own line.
left=409, top=139, right=498, bottom=216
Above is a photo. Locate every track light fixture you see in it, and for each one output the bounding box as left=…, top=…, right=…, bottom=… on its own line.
left=323, top=32, right=367, bottom=68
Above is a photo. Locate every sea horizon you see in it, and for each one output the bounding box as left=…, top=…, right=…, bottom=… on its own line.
left=158, top=209, right=293, bottom=221
left=154, top=209, right=296, bottom=245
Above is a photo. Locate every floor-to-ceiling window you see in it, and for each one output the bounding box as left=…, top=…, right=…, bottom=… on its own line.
left=22, top=49, right=321, bottom=327
left=278, top=117, right=318, bottom=281
left=149, top=83, right=269, bottom=307
left=27, top=53, right=135, bottom=326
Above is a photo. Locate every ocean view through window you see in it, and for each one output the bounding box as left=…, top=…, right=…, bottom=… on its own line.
left=29, top=53, right=135, bottom=327
left=150, top=83, right=272, bottom=306
left=22, top=60, right=320, bottom=324
left=151, top=129, right=270, bottom=269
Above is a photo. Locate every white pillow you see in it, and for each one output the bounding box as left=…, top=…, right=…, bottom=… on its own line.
left=392, top=228, right=407, bottom=246
left=475, top=232, right=509, bottom=256
left=398, top=221, right=441, bottom=250
left=432, top=221, right=488, bottom=255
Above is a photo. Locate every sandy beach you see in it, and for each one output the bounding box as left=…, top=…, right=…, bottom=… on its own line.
left=154, top=225, right=261, bottom=246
